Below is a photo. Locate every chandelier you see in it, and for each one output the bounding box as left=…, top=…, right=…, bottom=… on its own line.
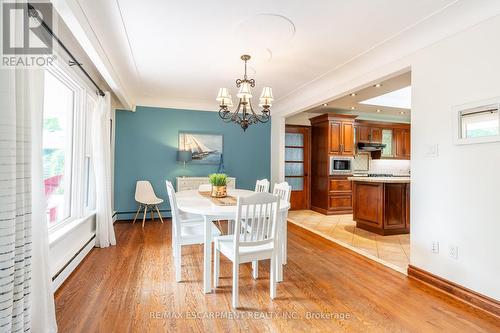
left=217, top=55, right=274, bottom=131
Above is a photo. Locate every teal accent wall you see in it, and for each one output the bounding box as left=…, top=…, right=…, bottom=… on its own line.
left=114, top=106, right=271, bottom=219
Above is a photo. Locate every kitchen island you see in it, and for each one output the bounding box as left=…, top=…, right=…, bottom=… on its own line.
left=348, top=176, right=410, bottom=235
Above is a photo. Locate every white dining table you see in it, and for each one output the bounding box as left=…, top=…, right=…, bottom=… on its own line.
left=176, top=188, right=290, bottom=294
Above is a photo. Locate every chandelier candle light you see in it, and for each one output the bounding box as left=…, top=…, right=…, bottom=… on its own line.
left=217, top=55, right=274, bottom=131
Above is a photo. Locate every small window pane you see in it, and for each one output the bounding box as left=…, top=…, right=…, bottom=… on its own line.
left=382, top=129, right=393, bottom=157
left=285, top=162, right=304, bottom=176
left=285, top=133, right=303, bottom=147
left=285, top=147, right=303, bottom=161
left=286, top=177, right=303, bottom=191
left=461, top=109, right=499, bottom=139
left=43, top=71, right=74, bottom=225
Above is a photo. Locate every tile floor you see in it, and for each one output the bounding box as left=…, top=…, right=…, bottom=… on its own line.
left=288, top=210, right=410, bottom=273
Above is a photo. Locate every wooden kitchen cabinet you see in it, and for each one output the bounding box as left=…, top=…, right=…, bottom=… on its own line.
left=341, top=122, right=355, bottom=155
left=329, top=119, right=355, bottom=156
left=328, top=175, right=353, bottom=214
left=357, top=126, right=371, bottom=142
left=310, top=113, right=357, bottom=215
left=356, top=126, right=382, bottom=143
left=329, top=121, right=341, bottom=154
left=352, top=182, right=384, bottom=228
left=371, top=127, right=382, bottom=143
left=384, top=183, right=406, bottom=230
left=394, top=128, right=411, bottom=159
left=356, top=120, right=411, bottom=159
left=352, top=180, right=410, bottom=235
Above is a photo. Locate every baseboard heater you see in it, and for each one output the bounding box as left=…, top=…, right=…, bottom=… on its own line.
left=52, top=235, right=96, bottom=291
left=115, top=209, right=171, bottom=219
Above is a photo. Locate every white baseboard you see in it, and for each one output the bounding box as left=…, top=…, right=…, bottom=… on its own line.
left=52, top=237, right=96, bottom=291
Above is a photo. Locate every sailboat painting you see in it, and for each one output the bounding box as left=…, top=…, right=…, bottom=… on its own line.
left=178, top=132, right=223, bottom=164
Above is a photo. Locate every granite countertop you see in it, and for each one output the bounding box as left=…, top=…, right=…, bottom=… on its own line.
left=348, top=176, right=411, bottom=183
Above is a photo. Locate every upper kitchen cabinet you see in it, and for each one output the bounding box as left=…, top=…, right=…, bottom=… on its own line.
left=311, top=114, right=356, bottom=156
left=394, top=127, right=411, bottom=159
left=357, top=125, right=382, bottom=143
left=355, top=120, right=411, bottom=159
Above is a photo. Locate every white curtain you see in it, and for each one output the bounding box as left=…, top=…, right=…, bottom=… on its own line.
left=0, top=67, right=57, bottom=332
left=91, top=93, right=116, bottom=248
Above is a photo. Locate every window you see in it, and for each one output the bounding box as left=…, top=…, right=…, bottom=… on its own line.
left=43, top=71, right=74, bottom=225
left=461, top=109, right=499, bottom=139
left=42, top=62, right=97, bottom=231
left=381, top=129, right=393, bottom=157
left=455, top=100, right=500, bottom=145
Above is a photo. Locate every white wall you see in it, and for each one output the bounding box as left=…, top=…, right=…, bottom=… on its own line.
left=410, top=15, right=500, bottom=300
left=271, top=8, right=500, bottom=300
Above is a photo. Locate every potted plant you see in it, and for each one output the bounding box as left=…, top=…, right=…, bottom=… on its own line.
left=208, top=173, right=229, bottom=198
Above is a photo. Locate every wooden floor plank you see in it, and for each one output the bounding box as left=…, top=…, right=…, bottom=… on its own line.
left=55, top=220, right=500, bottom=333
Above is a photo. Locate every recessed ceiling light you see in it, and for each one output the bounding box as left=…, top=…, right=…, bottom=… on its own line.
left=351, top=106, right=356, bottom=110
left=400, top=111, right=405, bottom=115
left=376, top=109, right=381, bottom=113
left=373, top=83, right=382, bottom=88
left=350, top=93, right=357, bottom=97
left=322, top=103, right=328, bottom=107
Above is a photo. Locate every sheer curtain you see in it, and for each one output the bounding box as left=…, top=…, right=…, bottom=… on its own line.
left=92, top=93, right=116, bottom=247
left=0, top=67, right=57, bottom=331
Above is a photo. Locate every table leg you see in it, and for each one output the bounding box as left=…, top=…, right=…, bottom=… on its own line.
left=203, top=215, right=212, bottom=293
left=283, top=213, right=288, bottom=265
left=277, top=211, right=284, bottom=282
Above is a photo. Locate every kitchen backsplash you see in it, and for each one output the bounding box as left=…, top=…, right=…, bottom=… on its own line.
left=369, top=159, right=411, bottom=175
left=352, top=154, right=410, bottom=175
left=352, top=154, right=370, bottom=171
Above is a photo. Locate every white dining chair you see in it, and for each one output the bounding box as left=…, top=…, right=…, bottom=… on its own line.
left=273, top=182, right=292, bottom=267
left=254, top=179, right=270, bottom=193
left=250, top=181, right=292, bottom=280
left=133, top=180, right=164, bottom=228
left=213, top=192, right=280, bottom=308
left=166, top=181, right=221, bottom=282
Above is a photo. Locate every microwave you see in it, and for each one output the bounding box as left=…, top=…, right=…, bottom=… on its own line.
left=330, top=156, right=353, bottom=175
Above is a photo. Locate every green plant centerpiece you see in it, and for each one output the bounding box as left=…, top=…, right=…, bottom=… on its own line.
left=208, top=173, right=229, bottom=198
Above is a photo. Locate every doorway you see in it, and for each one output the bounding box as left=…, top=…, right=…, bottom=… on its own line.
left=285, top=125, right=311, bottom=210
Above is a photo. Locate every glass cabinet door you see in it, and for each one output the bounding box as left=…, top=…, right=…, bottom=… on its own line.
left=382, top=129, right=393, bottom=157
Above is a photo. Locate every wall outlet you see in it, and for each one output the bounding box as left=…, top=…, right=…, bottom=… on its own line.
left=431, top=241, right=439, bottom=254
left=449, top=245, right=459, bottom=260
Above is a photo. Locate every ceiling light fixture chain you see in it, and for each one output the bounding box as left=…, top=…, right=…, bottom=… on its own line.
left=217, top=55, right=273, bottom=131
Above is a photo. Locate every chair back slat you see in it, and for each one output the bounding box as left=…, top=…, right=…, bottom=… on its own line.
left=253, top=203, right=263, bottom=242
left=233, top=192, right=280, bottom=251
left=165, top=181, right=181, bottom=239
left=272, top=182, right=292, bottom=203
left=255, top=179, right=270, bottom=193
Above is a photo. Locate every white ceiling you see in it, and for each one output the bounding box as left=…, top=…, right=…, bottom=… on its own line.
left=76, top=0, right=456, bottom=111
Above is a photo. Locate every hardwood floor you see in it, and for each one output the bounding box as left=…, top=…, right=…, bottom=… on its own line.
left=55, top=220, right=500, bottom=333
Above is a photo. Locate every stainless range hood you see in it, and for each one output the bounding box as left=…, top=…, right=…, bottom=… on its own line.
left=357, top=142, right=386, bottom=151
